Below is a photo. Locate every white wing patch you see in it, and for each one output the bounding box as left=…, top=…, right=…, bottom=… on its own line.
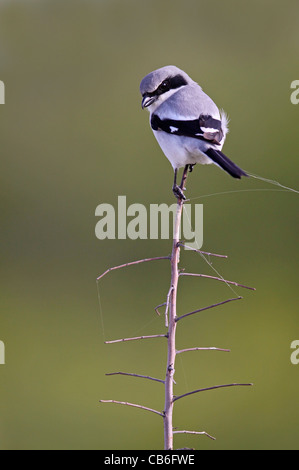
left=201, top=127, right=219, bottom=134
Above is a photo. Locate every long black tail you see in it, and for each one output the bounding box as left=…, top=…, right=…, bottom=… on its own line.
left=206, top=148, right=248, bottom=179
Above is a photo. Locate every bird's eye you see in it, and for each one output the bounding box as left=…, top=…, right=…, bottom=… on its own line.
left=158, top=79, right=170, bottom=93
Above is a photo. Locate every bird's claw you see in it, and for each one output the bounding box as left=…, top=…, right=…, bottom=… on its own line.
left=172, top=184, right=186, bottom=200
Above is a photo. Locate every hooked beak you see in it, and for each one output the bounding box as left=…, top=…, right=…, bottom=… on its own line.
left=141, top=94, right=156, bottom=109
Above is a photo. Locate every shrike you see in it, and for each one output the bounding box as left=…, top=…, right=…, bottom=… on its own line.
left=140, top=65, right=247, bottom=198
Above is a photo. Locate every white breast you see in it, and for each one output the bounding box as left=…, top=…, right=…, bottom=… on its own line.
left=153, top=131, right=213, bottom=169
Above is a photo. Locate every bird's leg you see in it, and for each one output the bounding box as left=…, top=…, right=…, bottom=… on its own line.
left=172, top=168, right=186, bottom=200
left=188, top=163, right=196, bottom=172
left=180, top=165, right=189, bottom=192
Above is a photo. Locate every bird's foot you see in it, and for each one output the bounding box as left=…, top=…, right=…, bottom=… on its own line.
left=172, top=184, right=186, bottom=200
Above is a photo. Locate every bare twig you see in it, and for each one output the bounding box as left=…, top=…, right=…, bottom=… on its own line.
left=173, top=430, right=216, bottom=441
left=164, top=285, right=174, bottom=328
left=176, top=347, right=230, bottom=354
left=173, top=383, right=253, bottom=402
left=106, top=371, right=165, bottom=384
left=175, top=296, right=243, bottom=322
left=154, top=285, right=174, bottom=328
left=155, top=302, right=166, bottom=316
left=100, top=400, right=164, bottom=417
left=105, top=334, right=167, bottom=344
left=97, top=256, right=170, bottom=281
left=178, top=243, right=228, bottom=259
left=179, top=272, right=256, bottom=291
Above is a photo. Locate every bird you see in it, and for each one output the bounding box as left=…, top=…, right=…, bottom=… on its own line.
left=140, top=65, right=248, bottom=199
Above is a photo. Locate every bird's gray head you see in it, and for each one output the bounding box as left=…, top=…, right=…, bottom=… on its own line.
left=140, top=65, right=193, bottom=111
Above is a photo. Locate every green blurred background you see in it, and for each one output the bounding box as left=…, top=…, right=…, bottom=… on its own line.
left=0, top=0, right=298, bottom=450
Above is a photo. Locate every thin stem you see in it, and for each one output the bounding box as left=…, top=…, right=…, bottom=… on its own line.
left=154, top=285, right=174, bottom=327
left=176, top=347, right=230, bottom=354
left=178, top=243, right=228, bottom=259
left=100, top=400, right=164, bottom=417
left=105, top=334, right=167, bottom=344
left=105, top=372, right=165, bottom=384
left=175, top=296, right=243, bottom=322
left=173, top=430, right=216, bottom=441
left=164, top=285, right=174, bottom=328
left=179, top=272, right=256, bottom=291
left=155, top=302, right=166, bottom=316
left=97, top=256, right=170, bottom=281
left=173, top=383, right=253, bottom=402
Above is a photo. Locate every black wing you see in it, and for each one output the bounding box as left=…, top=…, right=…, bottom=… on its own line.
left=151, top=113, right=248, bottom=179
left=151, top=113, right=223, bottom=146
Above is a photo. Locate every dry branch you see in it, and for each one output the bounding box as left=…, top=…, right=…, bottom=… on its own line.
left=105, top=334, right=167, bottom=344
left=154, top=302, right=166, bottom=316
left=105, top=371, right=165, bottom=384
left=164, top=285, right=174, bottom=327
left=97, top=256, right=170, bottom=281
left=179, top=272, right=256, bottom=291
left=175, top=296, right=243, bottom=322
left=178, top=243, right=228, bottom=259
left=99, top=400, right=164, bottom=417
left=173, top=383, right=253, bottom=402
left=173, top=430, right=216, bottom=441
left=154, top=285, right=174, bottom=328
left=176, top=347, right=230, bottom=354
